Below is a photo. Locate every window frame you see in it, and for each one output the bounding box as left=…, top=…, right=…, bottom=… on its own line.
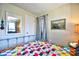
left=5, top=11, right=22, bottom=34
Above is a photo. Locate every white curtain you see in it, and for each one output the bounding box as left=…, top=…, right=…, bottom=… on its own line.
left=36, top=14, right=48, bottom=41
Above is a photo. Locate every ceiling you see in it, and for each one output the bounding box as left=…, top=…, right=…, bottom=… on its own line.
left=12, top=3, right=66, bottom=15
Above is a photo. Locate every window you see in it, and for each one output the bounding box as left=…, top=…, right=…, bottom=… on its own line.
left=8, top=21, right=17, bottom=33
left=6, top=12, right=21, bottom=34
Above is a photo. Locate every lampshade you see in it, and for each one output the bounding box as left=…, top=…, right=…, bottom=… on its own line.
left=75, top=24, right=79, bottom=33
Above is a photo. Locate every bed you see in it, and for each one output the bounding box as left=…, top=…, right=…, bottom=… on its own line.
left=0, top=41, right=70, bottom=56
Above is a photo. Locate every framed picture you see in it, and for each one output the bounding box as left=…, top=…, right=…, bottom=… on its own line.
left=51, top=18, right=66, bottom=30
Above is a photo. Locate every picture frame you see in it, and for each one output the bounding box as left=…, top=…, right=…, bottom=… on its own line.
left=51, top=18, right=66, bottom=30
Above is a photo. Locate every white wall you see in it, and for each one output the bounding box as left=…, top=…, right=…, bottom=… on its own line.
left=25, top=15, right=36, bottom=42
left=0, top=3, right=36, bottom=49
left=45, top=4, right=79, bottom=46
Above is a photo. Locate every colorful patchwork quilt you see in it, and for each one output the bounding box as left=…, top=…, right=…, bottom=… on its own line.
left=0, top=41, right=70, bottom=56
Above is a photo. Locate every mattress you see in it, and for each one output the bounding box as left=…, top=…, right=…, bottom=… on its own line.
left=0, top=41, right=70, bottom=56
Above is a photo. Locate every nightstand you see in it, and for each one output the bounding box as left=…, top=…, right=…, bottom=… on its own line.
left=69, top=42, right=77, bottom=56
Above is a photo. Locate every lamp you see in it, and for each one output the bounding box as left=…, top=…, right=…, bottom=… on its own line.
left=0, top=18, right=4, bottom=30
left=75, top=24, right=79, bottom=33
